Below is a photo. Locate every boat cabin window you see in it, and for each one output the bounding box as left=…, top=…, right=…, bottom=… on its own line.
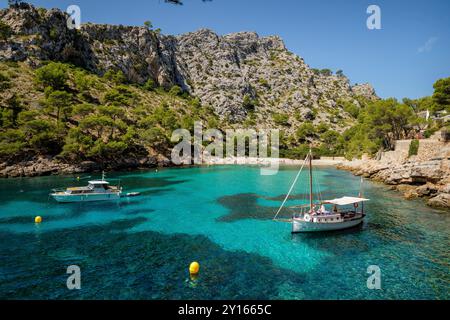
left=88, top=183, right=109, bottom=190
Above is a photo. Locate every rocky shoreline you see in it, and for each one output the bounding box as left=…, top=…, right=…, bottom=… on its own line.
left=0, top=155, right=172, bottom=178
left=0, top=156, right=344, bottom=179
left=2, top=154, right=449, bottom=210
left=337, top=158, right=450, bottom=209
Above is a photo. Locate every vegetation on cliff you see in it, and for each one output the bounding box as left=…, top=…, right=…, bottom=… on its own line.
left=0, top=61, right=221, bottom=165
left=0, top=3, right=449, bottom=169
left=0, top=62, right=449, bottom=166
left=340, top=82, right=449, bottom=160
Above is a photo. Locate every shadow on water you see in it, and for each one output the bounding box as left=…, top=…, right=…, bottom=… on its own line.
left=137, top=187, right=175, bottom=197
left=0, top=195, right=159, bottom=225
left=1, top=166, right=449, bottom=300
left=0, top=218, right=308, bottom=300
left=265, top=193, right=310, bottom=201
left=216, top=191, right=349, bottom=222
left=216, top=193, right=298, bottom=222
left=124, top=208, right=155, bottom=216
left=0, top=174, right=187, bottom=205
left=290, top=222, right=372, bottom=254
left=119, top=176, right=189, bottom=190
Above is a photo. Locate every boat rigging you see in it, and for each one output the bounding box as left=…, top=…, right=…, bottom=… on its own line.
left=274, top=149, right=370, bottom=233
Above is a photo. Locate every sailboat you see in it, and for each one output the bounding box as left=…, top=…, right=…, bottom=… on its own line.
left=274, top=149, right=369, bottom=233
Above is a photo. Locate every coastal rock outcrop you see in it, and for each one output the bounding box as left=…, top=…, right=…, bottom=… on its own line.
left=0, top=155, right=168, bottom=178
left=427, top=192, right=450, bottom=208
left=338, top=157, right=450, bottom=210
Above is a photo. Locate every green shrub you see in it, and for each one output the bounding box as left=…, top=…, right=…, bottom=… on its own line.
left=282, top=144, right=310, bottom=159
left=169, top=85, right=182, bottom=97
left=258, top=78, right=270, bottom=89
left=74, top=70, right=94, bottom=93
left=424, top=128, right=436, bottom=138
left=189, top=97, right=201, bottom=109
left=104, top=85, right=135, bottom=106
left=88, top=140, right=127, bottom=158
left=296, top=122, right=316, bottom=140
left=408, top=139, right=419, bottom=157
left=272, top=113, right=289, bottom=126
left=311, top=68, right=333, bottom=77
left=0, top=72, right=11, bottom=91
left=103, top=70, right=127, bottom=84
left=49, top=27, right=58, bottom=40
left=0, top=129, right=26, bottom=157
left=143, top=79, right=156, bottom=91
left=243, top=95, right=258, bottom=112
left=144, top=20, right=153, bottom=30
left=44, top=90, right=73, bottom=122
left=432, top=77, right=450, bottom=111
left=0, top=21, right=12, bottom=41
left=339, top=99, right=360, bottom=118
left=35, top=62, right=68, bottom=90
left=72, top=103, right=95, bottom=117
left=320, top=69, right=332, bottom=76
left=316, top=122, right=329, bottom=134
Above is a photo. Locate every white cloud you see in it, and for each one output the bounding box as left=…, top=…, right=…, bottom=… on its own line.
left=418, top=37, right=438, bottom=53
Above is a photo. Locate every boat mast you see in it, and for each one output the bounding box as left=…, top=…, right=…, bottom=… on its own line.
left=309, top=148, right=313, bottom=213
left=359, top=176, right=364, bottom=214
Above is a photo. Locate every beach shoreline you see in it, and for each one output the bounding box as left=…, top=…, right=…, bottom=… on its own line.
left=0, top=156, right=347, bottom=178
left=198, top=156, right=346, bottom=167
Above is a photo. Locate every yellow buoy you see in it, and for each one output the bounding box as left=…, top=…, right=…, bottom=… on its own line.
left=34, top=216, right=42, bottom=224
left=189, top=262, right=200, bottom=275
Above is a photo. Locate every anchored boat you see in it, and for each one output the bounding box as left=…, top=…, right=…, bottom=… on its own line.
left=274, top=150, right=369, bottom=233
left=50, top=172, right=122, bottom=203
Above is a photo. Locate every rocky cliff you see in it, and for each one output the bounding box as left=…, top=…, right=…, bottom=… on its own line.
left=0, top=3, right=377, bottom=130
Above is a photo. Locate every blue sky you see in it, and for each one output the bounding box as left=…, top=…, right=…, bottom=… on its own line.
left=3, top=0, right=450, bottom=100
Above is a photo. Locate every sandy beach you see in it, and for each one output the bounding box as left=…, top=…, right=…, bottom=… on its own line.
left=200, top=156, right=347, bottom=166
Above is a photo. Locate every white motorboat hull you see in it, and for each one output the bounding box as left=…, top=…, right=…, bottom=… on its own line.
left=292, top=216, right=364, bottom=233
left=51, top=192, right=121, bottom=203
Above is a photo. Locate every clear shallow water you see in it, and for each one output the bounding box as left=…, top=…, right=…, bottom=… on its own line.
left=0, top=165, right=448, bottom=300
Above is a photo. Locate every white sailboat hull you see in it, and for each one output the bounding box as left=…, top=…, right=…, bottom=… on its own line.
left=292, top=216, right=364, bottom=233
left=51, top=192, right=121, bottom=203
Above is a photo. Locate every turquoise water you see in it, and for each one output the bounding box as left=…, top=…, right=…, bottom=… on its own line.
left=0, top=165, right=448, bottom=300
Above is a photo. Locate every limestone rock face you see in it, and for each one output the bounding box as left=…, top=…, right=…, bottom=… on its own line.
left=338, top=157, right=450, bottom=209
left=0, top=4, right=378, bottom=130
left=428, top=193, right=450, bottom=208
left=351, top=83, right=377, bottom=101
left=171, top=28, right=375, bottom=124
left=0, top=4, right=84, bottom=66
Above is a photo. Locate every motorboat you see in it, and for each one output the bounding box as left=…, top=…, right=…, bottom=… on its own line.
left=50, top=172, right=122, bottom=203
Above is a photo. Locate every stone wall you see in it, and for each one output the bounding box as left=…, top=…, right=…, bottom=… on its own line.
left=379, top=138, right=450, bottom=164
left=415, top=139, right=450, bottom=162
left=379, top=140, right=410, bottom=164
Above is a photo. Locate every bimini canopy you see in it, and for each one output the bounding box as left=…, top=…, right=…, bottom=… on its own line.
left=88, top=181, right=109, bottom=185
left=324, top=196, right=370, bottom=206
